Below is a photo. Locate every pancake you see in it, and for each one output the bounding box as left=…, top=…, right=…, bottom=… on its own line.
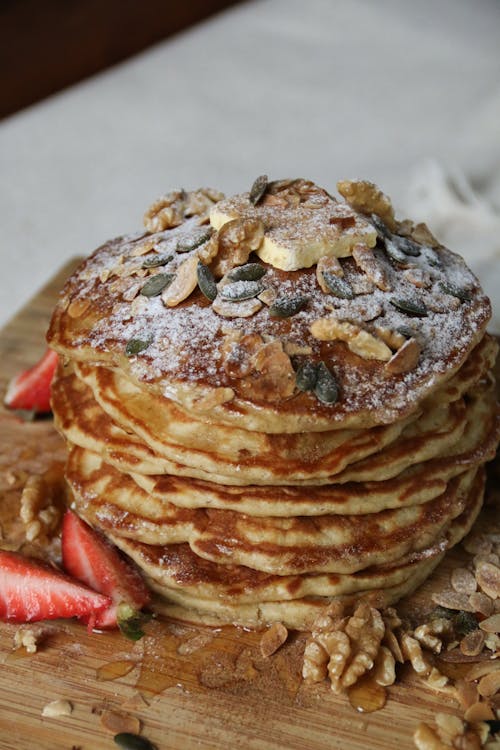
left=106, top=469, right=484, bottom=629
left=47, top=177, right=499, bottom=628
left=54, top=356, right=496, bottom=487
left=47, top=182, right=492, bottom=434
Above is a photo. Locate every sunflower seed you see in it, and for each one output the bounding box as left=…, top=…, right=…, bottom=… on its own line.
left=141, top=253, right=174, bottom=269
left=390, top=298, right=428, bottom=317
left=114, top=733, right=157, bottom=750
left=220, top=280, right=265, bottom=301
left=439, top=281, right=473, bottom=302
left=197, top=262, right=217, bottom=301
left=228, top=263, right=267, bottom=282
left=322, top=272, right=354, bottom=299
left=176, top=228, right=213, bottom=253
left=314, top=361, right=339, bottom=404
left=397, top=236, right=421, bottom=257
left=249, top=174, right=268, bottom=205
left=268, top=294, right=309, bottom=318
left=125, top=337, right=153, bottom=357
left=140, top=273, right=174, bottom=297
left=295, top=361, right=318, bottom=392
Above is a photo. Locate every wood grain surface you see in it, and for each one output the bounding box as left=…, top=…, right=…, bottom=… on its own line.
left=0, top=261, right=497, bottom=750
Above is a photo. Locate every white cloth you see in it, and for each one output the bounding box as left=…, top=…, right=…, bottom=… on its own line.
left=1, top=0, right=499, bottom=329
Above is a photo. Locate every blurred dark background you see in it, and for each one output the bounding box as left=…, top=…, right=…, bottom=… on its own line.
left=0, top=0, right=242, bottom=119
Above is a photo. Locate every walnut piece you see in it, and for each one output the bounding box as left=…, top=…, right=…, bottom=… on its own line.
left=20, top=465, right=66, bottom=545
left=144, top=188, right=224, bottom=232
left=352, top=243, right=391, bottom=291
left=310, top=316, right=392, bottom=361
left=222, top=334, right=296, bottom=401
left=209, top=218, right=264, bottom=278
left=260, top=622, right=288, bottom=657
left=337, top=179, right=396, bottom=230
left=41, top=700, right=73, bottom=718
left=385, top=337, right=421, bottom=374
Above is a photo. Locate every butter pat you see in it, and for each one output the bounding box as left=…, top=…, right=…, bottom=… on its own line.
left=210, top=193, right=376, bottom=272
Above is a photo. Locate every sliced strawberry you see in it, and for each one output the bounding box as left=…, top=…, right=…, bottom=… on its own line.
left=0, top=549, right=110, bottom=624
left=4, top=348, right=59, bottom=413
left=62, top=510, right=150, bottom=630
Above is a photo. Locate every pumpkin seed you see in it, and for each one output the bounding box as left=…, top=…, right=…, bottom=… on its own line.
left=295, top=361, right=318, bottom=392
left=220, top=280, right=265, bottom=301
left=228, top=263, right=267, bottom=282
left=125, top=337, right=153, bottom=357
left=141, top=253, right=174, bottom=269
left=390, top=298, right=428, bottom=317
left=176, top=228, right=213, bottom=253
left=322, top=272, right=354, bottom=299
left=114, top=733, right=157, bottom=750
left=396, top=325, right=415, bottom=339
left=370, top=214, right=392, bottom=240
left=249, top=174, right=268, bottom=205
left=397, top=236, right=421, bottom=257
left=140, top=273, right=174, bottom=297
left=384, top=239, right=407, bottom=264
left=268, top=294, right=309, bottom=319
left=314, top=362, right=339, bottom=404
left=197, top=262, right=217, bottom=301
left=422, top=246, right=442, bottom=267
left=439, top=281, right=472, bottom=302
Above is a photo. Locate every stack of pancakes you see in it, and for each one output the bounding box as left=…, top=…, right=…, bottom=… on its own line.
left=48, top=178, right=499, bottom=629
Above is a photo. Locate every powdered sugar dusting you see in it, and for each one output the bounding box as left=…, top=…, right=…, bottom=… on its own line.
left=48, top=187, right=492, bottom=424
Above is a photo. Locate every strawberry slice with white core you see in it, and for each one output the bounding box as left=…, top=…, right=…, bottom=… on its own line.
left=4, top=348, right=58, bottom=413
left=62, top=510, right=150, bottom=629
left=0, top=549, right=110, bottom=624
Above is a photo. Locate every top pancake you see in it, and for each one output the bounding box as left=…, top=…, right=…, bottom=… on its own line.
left=47, top=179, right=492, bottom=432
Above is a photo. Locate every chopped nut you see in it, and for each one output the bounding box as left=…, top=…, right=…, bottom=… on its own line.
left=192, top=387, right=235, bottom=411
left=403, top=267, right=432, bottom=288
left=260, top=622, right=288, bottom=657
left=386, top=337, right=421, bottom=374
left=460, top=630, right=486, bottom=656
left=302, top=640, right=329, bottom=682
left=323, top=630, right=351, bottom=693
left=477, top=670, right=500, bottom=697
left=258, top=288, right=277, bottom=306
left=432, top=591, right=476, bottom=612
left=469, top=592, right=494, bottom=617
left=209, top=218, right=264, bottom=278
left=464, top=702, right=495, bottom=722
left=452, top=568, right=478, bottom=596
left=479, top=614, right=500, bottom=633
left=372, top=645, right=396, bottom=686
left=337, top=179, right=396, bottom=230
left=100, top=709, right=141, bottom=735
left=144, top=188, right=223, bottom=232
left=162, top=255, right=198, bottom=307
left=20, top=466, right=66, bottom=545
left=340, top=605, right=385, bottom=688
left=250, top=340, right=296, bottom=401
left=375, top=326, right=406, bottom=351
left=435, top=712, right=465, bottom=743
left=476, top=563, right=500, bottom=599
left=414, top=619, right=453, bottom=654
left=352, top=243, right=391, bottom=291
left=414, top=721, right=451, bottom=750
left=14, top=627, right=38, bottom=654
left=212, top=296, right=263, bottom=318
left=41, top=700, right=73, bottom=718
left=310, top=316, right=392, bottom=361
left=401, top=633, right=432, bottom=675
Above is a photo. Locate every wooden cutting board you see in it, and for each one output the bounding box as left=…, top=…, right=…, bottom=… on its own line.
left=0, top=260, right=495, bottom=750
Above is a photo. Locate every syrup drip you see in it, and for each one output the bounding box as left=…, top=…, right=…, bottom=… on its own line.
left=96, top=659, right=137, bottom=681
left=347, top=675, right=387, bottom=713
